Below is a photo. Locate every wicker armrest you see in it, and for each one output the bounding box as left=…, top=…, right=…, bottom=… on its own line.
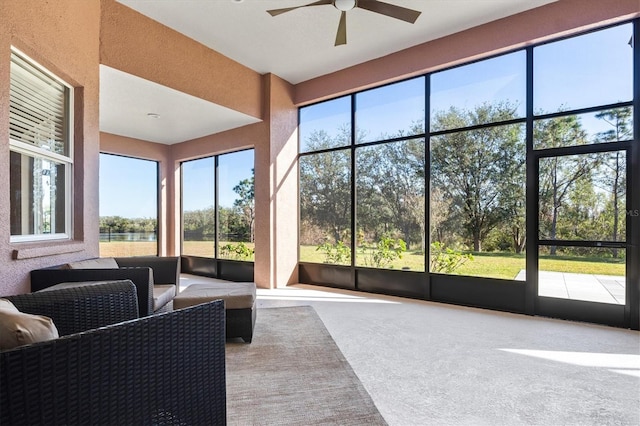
left=5, top=280, right=139, bottom=336
left=31, top=267, right=155, bottom=316
left=0, top=299, right=226, bottom=426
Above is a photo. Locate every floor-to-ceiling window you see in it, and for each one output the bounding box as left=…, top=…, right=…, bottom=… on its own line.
left=218, top=150, right=255, bottom=261
left=99, top=153, right=158, bottom=257
left=355, top=79, right=426, bottom=271
left=182, top=156, right=215, bottom=257
left=430, top=51, right=527, bottom=280
left=181, top=149, right=255, bottom=268
left=298, top=20, right=638, bottom=329
left=299, top=78, right=425, bottom=273
left=299, top=96, right=352, bottom=266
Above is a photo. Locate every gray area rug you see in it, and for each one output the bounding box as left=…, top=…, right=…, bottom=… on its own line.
left=226, top=306, right=387, bottom=425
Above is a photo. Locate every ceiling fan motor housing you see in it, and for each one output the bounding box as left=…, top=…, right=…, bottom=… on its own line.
left=334, top=0, right=356, bottom=11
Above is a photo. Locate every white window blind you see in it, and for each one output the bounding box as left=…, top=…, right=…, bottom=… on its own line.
left=9, top=52, right=69, bottom=156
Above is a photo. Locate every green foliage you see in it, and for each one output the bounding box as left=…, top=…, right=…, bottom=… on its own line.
left=232, top=168, right=255, bottom=242
left=430, top=241, right=473, bottom=274
left=299, top=134, right=351, bottom=245
left=430, top=102, right=525, bottom=252
left=219, top=242, right=254, bottom=260
left=356, top=139, right=425, bottom=251
left=182, top=165, right=255, bottom=244
left=182, top=207, right=215, bottom=240
left=99, top=216, right=157, bottom=233
left=316, top=239, right=351, bottom=265
left=359, top=235, right=407, bottom=268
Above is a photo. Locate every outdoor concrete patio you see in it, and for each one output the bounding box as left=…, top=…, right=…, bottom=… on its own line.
left=515, top=270, right=626, bottom=305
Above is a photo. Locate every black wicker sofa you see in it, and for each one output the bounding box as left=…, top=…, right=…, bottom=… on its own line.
left=0, top=280, right=226, bottom=425
left=30, top=256, right=180, bottom=316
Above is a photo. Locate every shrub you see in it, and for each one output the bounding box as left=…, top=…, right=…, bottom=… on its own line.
left=360, top=235, right=407, bottom=269
left=220, top=242, right=254, bottom=260
left=316, top=239, right=351, bottom=264
left=430, top=241, right=473, bottom=273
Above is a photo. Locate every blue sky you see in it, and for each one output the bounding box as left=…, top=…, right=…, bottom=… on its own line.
left=100, top=149, right=254, bottom=218
left=301, top=23, right=633, bottom=147
left=101, top=23, right=633, bottom=219
left=99, top=154, right=158, bottom=218
left=181, top=149, right=254, bottom=212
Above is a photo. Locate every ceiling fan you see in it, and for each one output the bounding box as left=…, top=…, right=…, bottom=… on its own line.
left=267, top=0, right=422, bottom=46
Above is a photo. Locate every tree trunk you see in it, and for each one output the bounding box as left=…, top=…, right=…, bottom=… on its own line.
left=550, top=164, right=559, bottom=256
left=612, top=152, right=620, bottom=258
left=333, top=228, right=341, bottom=244
left=473, top=232, right=481, bottom=252
left=512, top=226, right=525, bottom=254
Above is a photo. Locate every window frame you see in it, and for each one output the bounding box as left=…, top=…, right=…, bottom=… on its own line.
left=9, top=48, right=74, bottom=243
left=180, top=148, right=255, bottom=262
left=98, top=153, right=160, bottom=257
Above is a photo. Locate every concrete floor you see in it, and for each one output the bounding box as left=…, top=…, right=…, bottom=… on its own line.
left=256, top=284, right=640, bottom=425
left=515, top=270, right=626, bottom=305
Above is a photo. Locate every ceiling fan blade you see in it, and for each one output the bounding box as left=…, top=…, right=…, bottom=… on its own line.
left=357, top=0, right=421, bottom=24
left=267, top=0, right=333, bottom=17
left=335, top=11, right=347, bottom=46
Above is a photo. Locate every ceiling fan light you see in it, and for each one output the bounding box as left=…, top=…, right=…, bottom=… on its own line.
left=334, top=0, right=356, bottom=12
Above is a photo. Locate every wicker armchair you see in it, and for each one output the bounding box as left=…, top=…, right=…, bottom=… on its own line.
left=0, top=281, right=227, bottom=425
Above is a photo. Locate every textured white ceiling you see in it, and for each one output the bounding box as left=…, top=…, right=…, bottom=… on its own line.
left=117, top=0, right=556, bottom=84
left=99, top=65, right=260, bottom=144
left=102, top=0, right=557, bottom=144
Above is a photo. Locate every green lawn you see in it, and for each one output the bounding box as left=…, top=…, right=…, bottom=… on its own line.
left=100, top=241, right=158, bottom=257
left=300, top=245, right=625, bottom=280
left=100, top=242, right=625, bottom=280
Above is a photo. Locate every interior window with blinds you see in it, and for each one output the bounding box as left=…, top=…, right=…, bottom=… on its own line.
left=9, top=49, right=73, bottom=242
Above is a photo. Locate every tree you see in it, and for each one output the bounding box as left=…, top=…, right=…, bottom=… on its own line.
left=536, top=115, right=593, bottom=254
left=595, top=108, right=631, bottom=257
left=430, top=102, right=524, bottom=252
left=356, top=138, right=425, bottom=251
left=182, top=207, right=215, bottom=240
left=429, top=187, right=453, bottom=246
left=299, top=128, right=351, bottom=245
left=232, top=168, right=255, bottom=242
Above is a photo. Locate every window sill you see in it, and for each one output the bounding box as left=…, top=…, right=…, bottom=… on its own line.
left=12, top=242, right=85, bottom=260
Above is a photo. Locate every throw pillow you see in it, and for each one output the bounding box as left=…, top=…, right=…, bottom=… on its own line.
left=0, top=309, right=59, bottom=350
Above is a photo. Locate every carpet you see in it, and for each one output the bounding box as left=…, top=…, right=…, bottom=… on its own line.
left=225, top=306, right=387, bottom=425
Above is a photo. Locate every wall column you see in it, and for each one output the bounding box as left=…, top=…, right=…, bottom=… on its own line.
left=254, top=74, right=298, bottom=289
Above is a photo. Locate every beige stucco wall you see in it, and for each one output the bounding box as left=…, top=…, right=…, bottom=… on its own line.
left=264, top=74, right=299, bottom=288
left=100, top=0, right=262, bottom=120
left=0, top=0, right=101, bottom=295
